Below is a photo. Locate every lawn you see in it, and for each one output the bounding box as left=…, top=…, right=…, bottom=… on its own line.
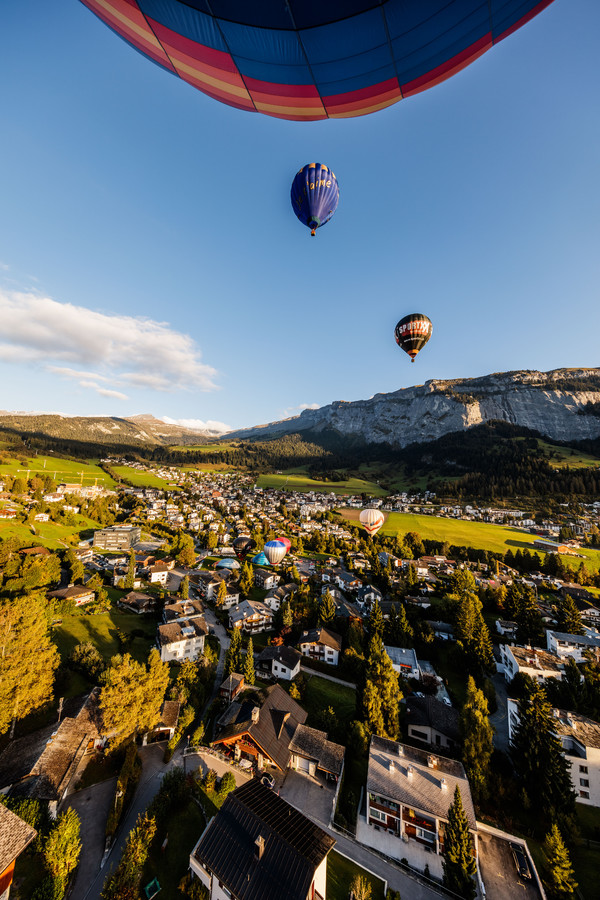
left=256, top=471, right=388, bottom=497
left=0, top=514, right=101, bottom=548
left=339, top=508, right=600, bottom=573
left=535, top=440, right=600, bottom=469
left=0, top=454, right=116, bottom=487
left=143, top=798, right=206, bottom=896
left=302, top=675, right=357, bottom=729
left=110, top=465, right=179, bottom=489
left=52, top=610, right=158, bottom=663
left=327, top=849, right=386, bottom=900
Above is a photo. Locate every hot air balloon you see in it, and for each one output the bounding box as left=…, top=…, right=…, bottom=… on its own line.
left=395, top=314, right=433, bottom=363
left=264, top=539, right=288, bottom=566
left=291, top=164, right=339, bottom=236
left=233, top=536, right=256, bottom=561
left=252, top=552, right=269, bottom=566
left=276, top=537, right=292, bottom=554
left=360, top=508, right=385, bottom=537
left=215, top=557, right=240, bottom=570
left=80, top=2, right=553, bottom=122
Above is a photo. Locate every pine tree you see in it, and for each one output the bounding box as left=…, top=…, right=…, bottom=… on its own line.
left=454, top=594, right=494, bottom=677
left=461, top=676, right=494, bottom=804
left=282, top=601, right=293, bottom=628
left=511, top=681, right=576, bottom=831
left=543, top=824, right=577, bottom=896
left=368, top=598, right=385, bottom=639
left=226, top=627, right=243, bottom=676
left=180, top=574, right=190, bottom=599
left=239, top=561, right=253, bottom=595
left=124, top=550, right=136, bottom=590
left=442, top=786, right=477, bottom=900
left=0, top=593, right=60, bottom=735
left=363, top=639, right=402, bottom=739
left=319, top=590, right=337, bottom=625
left=216, top=578, right=228, bottom=608
left=244, top=638, right=255, bottom=685
left=556, top=595, right=583, bottom=636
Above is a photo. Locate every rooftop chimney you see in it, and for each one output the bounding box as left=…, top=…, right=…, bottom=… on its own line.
left=440, top=778, right=448, bottom=791
left=251, top=707, right=260, bottom=724
left=255, top=835, right=265, bottom=861
left=407, top=765, right=413, bottom=779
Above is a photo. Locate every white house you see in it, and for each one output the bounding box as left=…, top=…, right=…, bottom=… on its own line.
left=157, top=616, right=207, bottom=662
left=546, top=630, right=600, bottom=663
left=499, top=643, right=565, bottom=684
left=257, top=645, right=302, bottom=681
left=298, top=627, right=342, bottom=666
left=384, top=646, right=420, bottom=680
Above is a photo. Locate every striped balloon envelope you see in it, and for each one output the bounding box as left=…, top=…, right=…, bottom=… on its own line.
left=79, top=1, right=554, bottom=121
left=263, top=540, right=288, bottom=566
left=360, top=508, right=385, bottom=537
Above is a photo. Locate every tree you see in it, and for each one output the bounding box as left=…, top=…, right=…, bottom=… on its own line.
left=543, top=823, right=577, bottom=897
left=69, top=642, right=105, bottom=682
left=239, top=561, right=253, bottom=595
left=319, top=590, right=336, bottom=625
left=0, top=593, right=60, bottom=735
left=124, top=550, right=136, bottom=591
left=281, top=601, right=293, bottom=628
left=461, top=676, right=494, bottom=804
left=215, top=579, right=228, bottom=608
left=218, top=771, right=237, bottom=800
left=386, top=604, right=413, bottom=647
left=44, top=808, right=81, bottom=891
left=349, top=874, right=372, bottom=900
left=226, top=627, right=243, bottom=676
left=100, top=650, right=169, bottom=745
left=368, top=598, right=385, bottom=639
left=454, top=593, right=494, bottom=677
left=511, top=681, right=576, bottom=831
left=64, top=549, right=84, bottom=585
left=442, top=786, right=477, bottom=900
left=556, top=595, right=583, bottom=636
left=102, top=813, right=156, bottom=900
left=177, top=534, right=196, bottom=568
left=244, top=638, right=255, bottom=685
left=180, top=575, right=190, bottom=600
left=363, top=638, right=402, bottom=739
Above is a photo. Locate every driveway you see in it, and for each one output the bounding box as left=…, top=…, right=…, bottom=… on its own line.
left=183, top=749, right=252, bottom=788
left=478, top=832, right=542, bottom=900
left=63, top=777, right=117, bottom=900
left=489, top=674, right=510, bottom=753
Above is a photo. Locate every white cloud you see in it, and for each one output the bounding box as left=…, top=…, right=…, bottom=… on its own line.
left=0, top=289, right=219, bottom=395
left=160, top=416, right=231, bottom=435
left=282, top=402, right=320, bottom=417
left=78, top=380, right=129, bottom=401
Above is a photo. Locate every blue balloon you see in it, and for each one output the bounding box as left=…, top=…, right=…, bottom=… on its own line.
left=252, top=552, right=269, bottom=566
left=215, top=558, right=240, bottom=570
left=291, top=164, right=339, bottom=236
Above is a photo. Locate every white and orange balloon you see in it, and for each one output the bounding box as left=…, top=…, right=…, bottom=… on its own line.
left=359, top=508, right=385, bottom=537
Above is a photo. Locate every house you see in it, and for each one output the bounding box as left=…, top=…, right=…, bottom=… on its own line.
left=47, top=584, right=96, bottom=607
left=195, top=570, right=238, bottom=605
left=143, top=700, right=180, bottom=745
left=33, top=512, right=50, bottom=522
left=507, top=700, right=600, bottom=807
left=546, top=630, right=600, bottom=663
left=264, top=583, right=296, bottom=612
left=356, top=585, right=382, bottom=607
left=0, top=804, right=37, bottom=900
left=288, top=724, right=345, bottom=781
left=254, top=569, right=280, bottom=590
left=424, top=621, right=455, bottom=641
left=117, top=591, right=158, bottom=615
left=147, top=562, right=170, bottom=586
left=156, top=616, right=207, bottom=663
left=496, top=620, right=518, bottom=640
left=405, top=696, right=461, bottom=752
left=229, top=599, right=273, bottom=634
left=257, top=645, right=302, bottom=681
left=384, top=646, right=420, bottom=680
left=298, top=627, right=342, bottom=666
left=189, top=780, right=335, bottom=900
left=499, top=643, right=565, bottom=684
left=332, top=597, right=363, bottom=625
left=219, top=673, right=245, bottom=703
left=357, top=736, right=477, bottom=880
left=163, top=599, right=205, bottom=623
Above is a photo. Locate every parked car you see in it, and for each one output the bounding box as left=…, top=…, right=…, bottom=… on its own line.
left=510, top=842, right=531, bottom=880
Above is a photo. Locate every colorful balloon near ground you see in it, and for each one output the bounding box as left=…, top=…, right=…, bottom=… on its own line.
left=360, top=508, right=385, bottom=537
left=233, top=536, right=256, bottom=560
left=215, top=558, right=240, bottom=570
left=252, top=552, right=269, bottom=566
left=263, top=540, right=288, bottom=566
left=395, top=314, right=433, bottom=362
left=291, top=165, right=339, bottom=236
left=79, top=2, right=554, bottom=121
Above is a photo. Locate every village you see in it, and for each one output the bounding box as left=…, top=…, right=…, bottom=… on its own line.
left=1, top=460, right=600, bottom=900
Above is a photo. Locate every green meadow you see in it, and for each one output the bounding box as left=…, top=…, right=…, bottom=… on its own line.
left=52, top=609, right=158, bottom=664
left=0, top=514, right=101, bottom=549
left=0, top=454, right=116, bottom=487
left=256, top=471, right=387, bottom=496
left=110, top=465, right=178, bottom=489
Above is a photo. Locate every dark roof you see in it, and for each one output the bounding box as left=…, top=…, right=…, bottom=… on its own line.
left=288, top=724, right=345, bottom=776
left=157, top=616, right=207, bottom=646
left=0, top=804, right=37, bottom=873
left=47, top=584, right=94, bottom=600
left=193, top=779, right=335, bottom=900
left=163, top=599, right=204, bottom=621
left=298, top=627, right=342, bottom=652
left=405, top=696, right=461, bottom=744
left=214, top=684, right=307, bottom=771
left=157, top=700, right=180, bottom=730
left=258, top=645, right=302, bottom=671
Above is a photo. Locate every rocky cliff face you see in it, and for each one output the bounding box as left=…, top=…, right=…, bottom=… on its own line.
left=229, top=369, right=600, bottom=447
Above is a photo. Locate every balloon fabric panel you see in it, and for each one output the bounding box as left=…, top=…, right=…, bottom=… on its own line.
left=291, top=164, right=339, bottom=235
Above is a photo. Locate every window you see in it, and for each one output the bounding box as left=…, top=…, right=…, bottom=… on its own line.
left=370, top=808, right=386, bottom=822
left=580, top=765, right=589, bottom=774
left=580, top=779, right=590, bottom=788
left=580, top=790, right=590, bottom=799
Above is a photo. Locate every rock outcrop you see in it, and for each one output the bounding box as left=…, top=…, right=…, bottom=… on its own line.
left=228, top=369, right=600, bottom=448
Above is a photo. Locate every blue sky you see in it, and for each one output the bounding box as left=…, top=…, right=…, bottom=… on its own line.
left=1, top=1, right=599, bottom=433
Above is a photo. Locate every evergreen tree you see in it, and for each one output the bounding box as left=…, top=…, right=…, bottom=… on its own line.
left=124, top=550, right=136, bottom=591
left=180, top=575, right=190, bottom=599
left=362, top=638, right=402, bottom=739
left=405, top=562, right=418, bottom=590
left=215, top=578, right=228, bottom=608
left=543, top=823, right=577, bottom=897
left=454, top=594, right=494, bottom=677
left=511, top=681, right=576, bottom=831
left=0, top=593, right=60, bottom=735
left=99, top=650, right=169, bottom=745
left=319, top=590, right=336, bottom=625
left=239, top=561, right=253, bottom=596
left=102, top=813, right=156, bottom=900
left=556, top=595, right=583, bottom=635
left=282, top=601, right=293, bottom=628
left=368, top=598, right=385, bottom=639
left=442, top=786, right=477, bottom=900
left=44, top=808, right=81, bottom=892
left=461, top=676, right=494, bottom=804
left=244, top=638, right=255, bottom=685
left=226, top=627, right=243, bottom=676
left=515, top=585, right=544, bottom=645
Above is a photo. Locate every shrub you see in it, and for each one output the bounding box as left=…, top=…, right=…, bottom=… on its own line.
left=204, top=769, right=217, bottom=793
left=218, top=772, right=236, bottom=800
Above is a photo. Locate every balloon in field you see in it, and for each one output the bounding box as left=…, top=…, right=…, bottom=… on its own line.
left=394, top=313, right=433, bottom=362
left=215, top=558, right=240, bottom=570
left=252, top=552, right=269, bottom=566
left=360, top=508, right=385, bottom=537
left=291, top=164, right=339, bottom=236
left=233, top=536, right=256, bottom=560
left=264, top=539, right=288, bottom=566
left=80, top=1, right=553, bottom=121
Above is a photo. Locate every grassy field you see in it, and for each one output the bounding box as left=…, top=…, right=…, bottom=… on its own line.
left=0, top=514, right=101, bottom=548
left=110, top=465, right=178, bottom=489
left=535, top=439, right=600, bottom=469
left=257, top=471, right=388, bottom=497
left=0, top=454, right=116, bottom=487
left=52, top=609, right=158, bottom=663
left=340, top=508, right=600, bottom=572
left=143, top=798, right=206, bottom=897
left=303, top=675, right=357, bottom=728
left=327, top=850, right=386, bottom=900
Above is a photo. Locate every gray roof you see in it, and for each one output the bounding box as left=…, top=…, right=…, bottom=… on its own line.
left=0, top=804, right=36, bottom=873
left=258, top=645, right=302, bottom=671
left=405, top=696, right=461, bottom=744
left=157, top=616, right=207, bottom=646
left=550, top=630, right=600, bottom=647
left=288, top=724, right=344, bottom=776
left=298, top=627, right=342, bottom=652
left=367, top=735, right=476, bottom=831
